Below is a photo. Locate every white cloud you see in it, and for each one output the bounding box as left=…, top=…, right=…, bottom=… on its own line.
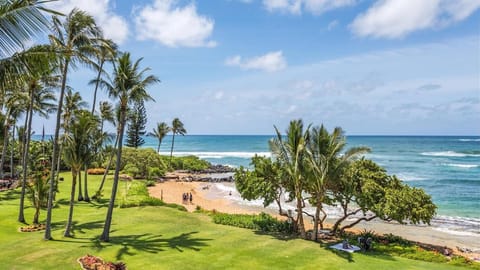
left=327, top=20, right=339, bottom=31
left=351, top=0, right=480, bottom=39
left=214, top=91, right=224, bottom=100
left=134, top=0, right=216, bottom=48
left=46, top=0, right=128, bottom=44
left=225, top=51, right=287, bottom=72
left=262, top=0, right=355, bottom=14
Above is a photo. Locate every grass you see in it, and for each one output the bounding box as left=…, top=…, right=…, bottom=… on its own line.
left=0, top=173, right=476, bottom=269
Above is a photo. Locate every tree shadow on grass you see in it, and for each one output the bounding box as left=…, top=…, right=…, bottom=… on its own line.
left=253, top=231, right=297, bottom=242
left=0, top=188, right=21, bottom=201
left=88, top=231, right=211, bottom=260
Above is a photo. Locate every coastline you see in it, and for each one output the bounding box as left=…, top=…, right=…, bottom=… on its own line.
left=149, top=180, right=480, bottom=261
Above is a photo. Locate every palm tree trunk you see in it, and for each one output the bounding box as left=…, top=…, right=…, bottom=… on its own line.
left=10, top=126, right=15, bottom=178
left=83, top=165, right=90, bottom=202
left=157, top=141, right=160, bottom=153
left=296, top=195, right=306, bottom=239
left=33, top=201, right=40, bottom=225
left=96, top=135, right=118, bottom=194
left=0, top=118, right=10, bottom=178
left=77, top=170, right=83, bottom=201
left=312, top=199, right=321, bottom=241
left=91, top=59, right=104, bottom=114
left=101, top=110, right=126, bottom=242
left=18, top=97, right=33, bottom=223
left=64, top=170, right=77, bottom=237
left=45, top=59, right=70, bottom=240
left=169, top=133, right=175, bottom=165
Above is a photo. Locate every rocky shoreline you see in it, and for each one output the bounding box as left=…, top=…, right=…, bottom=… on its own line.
left=160, top=165, right=235, bottom=182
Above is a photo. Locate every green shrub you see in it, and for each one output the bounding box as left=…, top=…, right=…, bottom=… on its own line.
left=118, top=180, right=186, bottom=211
left=162, top=155, right=210, bottom=171
left=145, top=180, right=156, bottom=187
left=212, top=212, right=291, bottom=233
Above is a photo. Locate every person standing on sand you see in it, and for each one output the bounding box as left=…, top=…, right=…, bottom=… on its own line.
left=189, top=192, right=193, bottom=204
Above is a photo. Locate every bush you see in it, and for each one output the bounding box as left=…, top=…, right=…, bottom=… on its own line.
left=162, top=155, right=210, bottom=171
left=147, top=167, right=165, bottom=180
left=87, top=168, right=106, bottom=175
left=212, top=212, right=291, bottom=233
left=118, top=180, right=186, bottom=211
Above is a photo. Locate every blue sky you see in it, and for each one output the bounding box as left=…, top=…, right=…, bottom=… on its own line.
left=35, top=0, right=480, bottom=135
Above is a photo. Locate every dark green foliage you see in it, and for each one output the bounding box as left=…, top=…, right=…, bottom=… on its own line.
left=119, top=148, right=165, bottom=178
left=126, top=101, right=147, bottom=148
left=212, top=212, right=292, bottom=233
left=165, top=155, right=210, bottom=171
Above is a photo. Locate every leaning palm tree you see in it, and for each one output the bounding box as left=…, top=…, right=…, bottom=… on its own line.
left=90, top=39, right=117, bottom=114
left=44, top=9, right=102, bottom=241
left=153, top=122, right=169, bottom=153
left=63, top=110, right=97, bottom=237
left=99, top=101, right=114, bottom=133
left=169, top=118, right=186, bottom=163
left=100, top=52, right=159, bottom=242
left=269, top=119, right=310, bottom=239
left=305, top=125, right=370, bottom=240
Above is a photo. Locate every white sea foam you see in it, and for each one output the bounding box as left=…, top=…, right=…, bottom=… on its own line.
left=459, top=139, right=480, bottom=142
left=421, top=151, right=480, bottom=157
left=433, top=228, right=479, bottom=237
left=172, top=151, right=271, bottom=159
left=396, top=173, right=428, bottom=181
left=442, top=163, right=479, bottom=168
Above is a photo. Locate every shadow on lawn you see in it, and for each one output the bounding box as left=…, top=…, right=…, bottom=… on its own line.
left=89, top=231, right=211, bottom=260
left=253, top=231, right=297, bottom=241
left=0, top=188, right=21, bottom=201
left=319, top=242, right=397, bottom=263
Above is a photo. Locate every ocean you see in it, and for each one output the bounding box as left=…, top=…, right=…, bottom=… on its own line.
left=143, top=135, right=480, bottom=236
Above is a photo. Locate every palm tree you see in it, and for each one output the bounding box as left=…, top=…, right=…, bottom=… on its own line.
left=0, top=0, right=56, bottom=58
left=58, top=89, right=87, bottom=201
left=153, top=122, right=169, bottom=153
left=0, top=1, right=59, bottom=91
left=169, top=118, right=186, bottom=163
left=305, top=125, right=369, bottom=240
left=270, top=119, right=310, bottom=239
left=63, top=110, right=97, bottom=237
left=99, top=101, right=114, bottom=133
left=100, top=52, right=159, bottom=242
left=0, top=89, right=27, bottom=178
left=44, top=9, right=102, bottom=240
left=18, top=72, right=57, bottom=223
left=90, top=39, right=117, bottom=114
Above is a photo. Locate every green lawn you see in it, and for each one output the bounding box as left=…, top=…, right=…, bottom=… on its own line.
left=0, top=173, right=471, bottom=269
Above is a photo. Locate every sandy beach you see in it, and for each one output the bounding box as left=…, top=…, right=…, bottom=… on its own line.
left=149, top=180, right=480, bottom=261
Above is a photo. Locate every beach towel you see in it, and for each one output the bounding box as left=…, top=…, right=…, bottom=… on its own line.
left=329, top=243, right=361, bottom=253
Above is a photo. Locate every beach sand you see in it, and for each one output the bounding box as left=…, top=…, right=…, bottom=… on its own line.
left=149, top=180, right=480, bottom=261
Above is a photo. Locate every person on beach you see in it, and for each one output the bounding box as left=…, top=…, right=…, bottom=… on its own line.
left=189, top=192, right=193, bottom=204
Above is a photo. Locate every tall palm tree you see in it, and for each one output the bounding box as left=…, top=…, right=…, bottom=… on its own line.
left=58, top=89, right=87, bottom=201
left=18, top=72, right=57, bottom=223
left=44, top=9, right=102, bottom=240
left=100, top=52, right=159, bottom=242
left=90, top=39, right=117, bottom=114
left=305, top=125, right=369, bottom=240
left=153, top=122, right=169, bottom=154
left=63, top=110, right=97, bottom=237
left=270, top=119, right=310, bottom=239
left=0, top=89, right=27, bottom=178
left=169, top=118, right=186, bottom=163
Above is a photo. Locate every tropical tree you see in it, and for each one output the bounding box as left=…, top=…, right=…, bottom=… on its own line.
left=169, top=118, right=186, bottom=163
left=0, top=89, right=27, bottom=178
left=125, top=101, right=147, bottom=148
left=18, top=69, right=57, bottom=223
left=152, top=122, right=169, bottom=153
left=99, top=101, right=114, bottom=133
left=269, top=119, right=310, bottom=239
left=58, top=89, right=87, bottom=201
left=63, top=110, right=98, bottom=237
left=90, top=39, right=117, bottom=114
left=305, top=125, right=369, bottom=240
left=26, top=156, right=50, bottom=225
left=99, top=52, right=159, bottom=242
left=44, top=9, right=102, bottom=240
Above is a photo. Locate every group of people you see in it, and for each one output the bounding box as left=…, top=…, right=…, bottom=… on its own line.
left=182, top=192, right=193, bottom=204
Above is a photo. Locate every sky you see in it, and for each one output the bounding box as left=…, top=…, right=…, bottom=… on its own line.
left=32, top=0, right=480, bottom=135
